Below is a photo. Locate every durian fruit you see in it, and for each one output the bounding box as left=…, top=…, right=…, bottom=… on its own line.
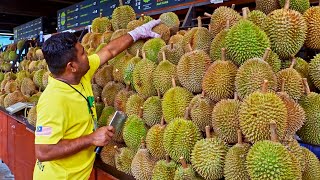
left=162, top=78, right=193, bottom=123
left=309, top=53, right=320, bottom=90
left=169, top=34, right=183, bottom=46
left=304, top=5, right=320, bottom=50
left=95, top=97, right=104, bottom=119
left=139, top=14, right=153, bottom=23
left=92, top=13, right=112, bottom=33
left=158, top=43, right=184, bottom=65
left=246, top=121, right=302, bottom=180
left=163, top=111, right=202, bottom=162
left=21, top=77, right=37, bottom=97
left=153, top=51, right=179, bottom=95
left=110, top=29, right=129, bottom=41
left=97, top=105, right=115, bottom=128
left=17, top=40, right=25, bottom=51
left=127, top=40, right=144, bottom=57
left=112, top=52, right=133, bottom=83
left=101, top=31, right=113, bottom=44
left=212, top=93, right=241, bottom=144
left=123, top=108, right=148, bottom=151
left=297, top=79, right=320, bottom=145
left=301, top=147, right=320, bottom=180
left=191, top=126, right=228, bottom=180
left=177, top=45, right=211, bottom=93
left=142, top=38, right=166, bottom=63
left=4, top=80, right=17, bottom=94
left=109, top=51, right=125, bottom=66
left=92, top=83, right=102, bottom=102
left=247, top=9, right=267, bottom=30
left=152, top=23, right=171, bottom=43
left=189, top=92, right=214, bottom=132
left=181, top=17, right=213, bottom=54
left=127, top=19, right=144, bottom=31
left=255, top=0, right=280, bottom=15
left=142, top=91, right=162, bottom=127
left=125, top=94, right=144, bottom=116
left=159, top=12, right=180, bottom=35
left=35, top=49, right=44, bottom=60
left=202, top=48, right=237, bottom=101
left=114, top=84, right=134, bottom=112
left=264, top=0, right=307, bottom=59
left=81, top=32, right=92, bottom=46
left=33, top=69, right=46, bottom=90
left=235, top=48, right=277, bottom=99
left=224, top=130, right=250, bottom=180
left=27, top=92, right=42, bottom=104
left=111, top=0, right=136, bottom=30
left=41, top=71, right=50, bottom=90
left=209, top=20, right=230, bottom=62
left=88, top=32, right=103, bottom=49
left=114, top=146, right=135, bottom=175
left=279, top=0, right=310, bottom=14
left=277, top=57, right=304, bottom=100
left=100, top=141, right=124, bottom=167
left=225, top=8, right=270, bottom=66
left=0, top=93, right=7, bottom=107
left=132, top=52, right=157, bottom=98
left=146, top=117, right=166, bottom=160
left=205, top=6, right=241, bottom=37
left=101, top=81, right=124, bottom=106
left=282, top=138, right=306, bottom=172
left=131, top=140, right=157, bottom=180
left=152, top=155, right=178, bottom=180
left=27, top=106, right=37, bottom=127
left=28, top=61, right=39, bottom=72
left=265, top=50, right=282, bottom=73
left=124, top=50, right=142, bottom=88
left=239, top=80, right=287, bottom=143
left=4, top=89, right=27, bottom=108
left=174, top=157, right=201, bottom=180
left=8, top=51, right=17, bottom=61
left=277, top=82, right=305, bottom=139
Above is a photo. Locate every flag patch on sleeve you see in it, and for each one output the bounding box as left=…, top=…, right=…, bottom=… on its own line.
left=35, top=126, right=52, bottom=136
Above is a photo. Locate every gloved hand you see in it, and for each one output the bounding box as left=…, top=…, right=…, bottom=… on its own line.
left=128, top=19, right=161, bottom=42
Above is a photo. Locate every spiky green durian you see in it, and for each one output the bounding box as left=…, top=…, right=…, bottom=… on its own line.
left=100, top=142, right=124, bottom=166
left=124, top=54, right=142, bottom=88
left=111, top=5, right=136, bottom=30
left=91, top=16, right=112, bottom=33
left=127, top=19, right=144, bottom=31
left=97, top=106, right=115, bottom=127
left=304, top=5, right=320, bottom=50
left=142, top=38, right=166, bottom=63
left=301, top=147, right=320, bottom=180
left=113, top=53, right=133, bottom=83
left=94, top=64, right=113, bottom=88
left=159, top=12, right=180, bottom=35
left=152, top=24, right=171, bottom=43
left=279, top=0, right=310, bottom=14
left=247, top=10, right=266, bottom=30
left=282, top=138, right=306, bottom=172
left=142, top=96, right=162, bottom=127
left=125, top=94, right=144, bottom=116
left=146, top=122, right=166, bottom=160
left=152, top=157, right=178, bottom=180
left=309, top=54, right=320, bottom=90
left=114, top=86, right=134, bottom=112
left=115, top=147, right=135, bottom=175
left=110, top=29, right=129, bottom=41
left=101, top=81, right=124, bottom=106
left=123, top=114, right=148, bottom=151
left=255, top=0, right=280, bottom=14
left=158, top=43, right=184, bottom=65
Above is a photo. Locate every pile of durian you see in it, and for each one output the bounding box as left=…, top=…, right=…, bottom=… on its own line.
left=3, top=0, right=320, bottom=179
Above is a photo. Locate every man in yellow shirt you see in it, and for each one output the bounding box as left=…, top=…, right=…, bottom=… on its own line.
left=33, top=19, right=161, bottom=179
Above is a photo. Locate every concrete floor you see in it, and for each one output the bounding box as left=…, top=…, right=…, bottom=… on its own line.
left=0, top=161, right=14, bottom=180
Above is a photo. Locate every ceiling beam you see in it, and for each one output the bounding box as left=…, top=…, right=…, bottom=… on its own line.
left=47, top=0, right=77, bottom=5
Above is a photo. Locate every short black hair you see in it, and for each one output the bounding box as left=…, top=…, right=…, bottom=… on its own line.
left=42, top=32, right=78, bottom=75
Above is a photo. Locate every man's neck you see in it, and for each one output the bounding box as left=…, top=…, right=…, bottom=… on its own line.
left=54, top=74, right=81, bottom=85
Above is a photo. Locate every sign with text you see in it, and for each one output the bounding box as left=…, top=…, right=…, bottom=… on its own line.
left=14, top=17, right=43, bottom=42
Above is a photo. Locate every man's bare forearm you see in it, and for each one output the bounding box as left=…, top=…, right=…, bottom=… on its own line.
left=35, top=134, right=92, bottom=162
left=97, top=34, right=134, bottom=66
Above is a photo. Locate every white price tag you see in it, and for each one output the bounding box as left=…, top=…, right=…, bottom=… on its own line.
left=210, top=0, right=223, bottom=4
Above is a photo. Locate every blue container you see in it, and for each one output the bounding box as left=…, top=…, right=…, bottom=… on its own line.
left=298, top=141, right=320, bottom=159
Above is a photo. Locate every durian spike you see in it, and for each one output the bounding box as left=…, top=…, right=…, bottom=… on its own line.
left=142, top=51, right=146, bottom=59
left=231, top=4, right=235, bottom=9
left=138, top=106, right=143, bottom=118
left=226, top=20, right=230, bottom=30
left=205, top=126, right=211, bottom=139
left=262, top=48, right=271, bottom=61
left=179, top=156, right=188, bottom=169
left=186, top=44, right=193, bottom=52
left=165, top=154, right=170, bottom=163
left=302, top=78, right=311, bottom=95
left=119, top=0, right=123, bottom=6
left=204, top=12, right=212, bottom=18
left=140, top=138, right=146, bottom=149
left=284, top=0, right=290, bottom=10
left=170, top=42, right=174, bottom=50
left=197, top=16, right=202, bottom=27
left=171, top=76, right=176, bottom=87
left=157, top=89, right=161, bottom=98
left=201, top=91, right=205, bottom=98
left=141, top=14, right=145, bottom=21
left=114, top=145, right=121, bottom=153
left=290, top=56, right=296, bottom=69
left=99, top=12, right=102, bottom=18
left=234, top=92, right=238, bottom=100
left=221, top=48, right=226, bottom=61
left=135, top=49, right=140, bottom=57
left=261, top=80, right=269, bottom=93
left=270, top=120, right=278, bottom=142
left=281, top=78, right=286, bottom=92
left=184, top=107, right=190, bottom=120
left=237, top=129, right=243, bottom=144
left=242, top=8, right=248, bottom=19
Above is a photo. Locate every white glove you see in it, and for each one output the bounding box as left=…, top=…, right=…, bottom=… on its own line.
left=128, top=19, right=161, bottom=42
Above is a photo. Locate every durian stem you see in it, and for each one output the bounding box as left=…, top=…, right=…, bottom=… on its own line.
left=179, top=157, right=188, bottom=169
left=100, top=12, right=102, bottom=18
left=160, top=116, right=165, bottom=126
left=142, top=51, right=146, bottom=59
left=204, top=12, right=212, bottom=18
left=246, top=7, right=250, bottom=14
left=226, top=20, right=230, bottom=30
left=281, top=78, right=285, bottom=92
left=205, top=126, right=211, bottom=139
left=284, top=0, right=290, bottom=10
left=221, top=48, right=226, bottom=61
left=237, top=129, right=243, bottom=144
left=170, top=42, right=174, bottom=50
left=270, top=120, right=278, bottom=142
left=136, top=49, right=140, bottom=57
left=231, top=4, right=235, bottom=9
left=197, top=16, right=202, bottom=28
left=138, top=106, right=143, bottom=118
left=201, top=91, right=205, bottom=98
left=162, top=51, right=166, bottom=62
left=262, top=48, right=271, bottom=61
left=141, top=14, right=145, bottom=21
left=302, top=78, right=311, bottom=95
left=290, top=57, right=296, bottom=69
left=184, top=107, right=190, bottom=120
left=187, top=44, right=193, bottom=52
left=234, top=92, right=238, bottom=100
left=242, top=8, right=248, bottom=19
left=140, top=138, right=146, bottom=149
left=157, top=89, right=161, bottom=98
left=103, top=98, right=107, bottom=105
left=96, top=96, right=101, bottom=103
left=114, top=146, right=120, bottom=153
left=261, top=80, right=269, bottom=93
left=165, top=154, right=170, bottom=163
left=171, top=76, right=176, bottom=87
left=119, top=0, right=123, bottom=6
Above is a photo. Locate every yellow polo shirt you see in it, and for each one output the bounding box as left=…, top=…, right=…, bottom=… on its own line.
left=33, top=54, right=100, bottom=180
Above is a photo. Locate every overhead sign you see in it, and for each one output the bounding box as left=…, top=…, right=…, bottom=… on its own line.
left=13, top=17, right=43, bottom=42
